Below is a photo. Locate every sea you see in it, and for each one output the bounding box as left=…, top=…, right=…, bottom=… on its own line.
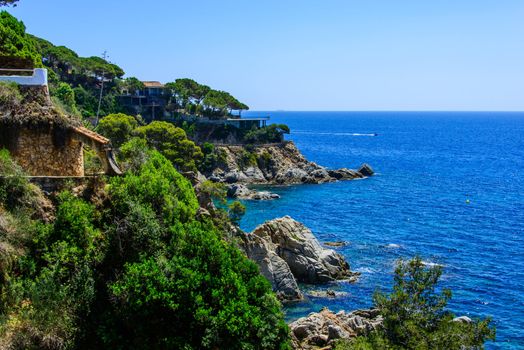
left=241, top=111, right=524, bottom=349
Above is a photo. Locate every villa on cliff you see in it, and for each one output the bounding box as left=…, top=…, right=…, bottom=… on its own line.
left=118, top=79, right=269, bottom=130
left=0, top=64, right=121, bottom=177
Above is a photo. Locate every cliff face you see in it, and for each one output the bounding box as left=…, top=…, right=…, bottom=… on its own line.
left=207, top=141, right=373, bottom=185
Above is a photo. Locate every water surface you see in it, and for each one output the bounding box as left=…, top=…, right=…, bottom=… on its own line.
left=241, top=111, right=524, bottom=349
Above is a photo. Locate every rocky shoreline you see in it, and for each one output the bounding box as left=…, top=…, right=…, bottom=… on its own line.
left=237, top=216, right=359, bottom=301
left=207, top=141, right=374, bottom=185
left=200, top=141, right=378, bottom=347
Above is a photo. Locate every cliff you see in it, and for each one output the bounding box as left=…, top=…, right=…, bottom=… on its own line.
left=207, top=141, right=373, bottom=185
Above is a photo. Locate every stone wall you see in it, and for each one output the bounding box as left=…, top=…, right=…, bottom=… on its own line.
left=10, top=128, right=84, bottom=176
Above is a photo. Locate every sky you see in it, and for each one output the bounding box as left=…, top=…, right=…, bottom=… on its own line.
left=6, top=0, right=524, bottom=111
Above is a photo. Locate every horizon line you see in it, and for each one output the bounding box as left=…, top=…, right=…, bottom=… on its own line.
left=247, top=110, right=524, bottom=113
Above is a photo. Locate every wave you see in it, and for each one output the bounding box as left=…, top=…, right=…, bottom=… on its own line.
left=385, top=243, right=401, bottom=249
left=292, top=131, right=378, bottom=137
left=422, top=261, right=444, bottom=268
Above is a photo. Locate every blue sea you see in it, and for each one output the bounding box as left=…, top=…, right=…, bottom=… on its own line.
left=241, top=111, right=524, bottom=349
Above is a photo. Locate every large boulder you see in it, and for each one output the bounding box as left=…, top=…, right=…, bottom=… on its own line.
left=289, top=308, right=383, bottom=349
left=239, top=232, right=303, bottom=301
left=357, top=163, right=374, bottom=177
left=251, top=216, right=354, bottom=283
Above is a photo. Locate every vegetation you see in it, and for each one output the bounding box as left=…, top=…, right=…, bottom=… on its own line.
left=97, top=113, right=139, bottom=148
left=133, top=121, right=203, bottom=172
left=335, top=257, right=495, bottom=350
left=228, top=201, right=246, bottom=225
left=0, top=11, right=41, bottom=66
left=244, top=124, right=290, bottom=144
left=0, top=146, right=291, bottom=349
left=0, top=0, right=18, bottom=7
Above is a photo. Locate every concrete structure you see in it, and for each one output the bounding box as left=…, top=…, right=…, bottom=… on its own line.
left=0, top=68, right=122, bottom=177
left=0, top=68, right=48, bottom=86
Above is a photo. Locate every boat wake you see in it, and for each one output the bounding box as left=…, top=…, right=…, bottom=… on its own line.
left=293, top=131, right=378, bottom=137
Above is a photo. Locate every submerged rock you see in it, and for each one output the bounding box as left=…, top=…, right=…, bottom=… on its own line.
left=323, top=241, right=349, bottom=247
left=289, top=308, right=383, bottom=350
left=251, top=216, right=356, bottom=284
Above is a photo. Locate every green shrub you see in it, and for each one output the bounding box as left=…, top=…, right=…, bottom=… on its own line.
left=134, top=121, right=203, bottom=172
left=228, top=201, right=246, bottom=225
left=98, top=113, right=139, bottom=148
left=238, top=150, right=257, bottom=170
left=110, top=147, right=199, bottom=226
left=337, top=257, right=496, bottom=350
left=243, top=124, right=289, bottom=144
left=108, top=221, right=291, bottom=350
left=0, top=149, right=40, bottom=213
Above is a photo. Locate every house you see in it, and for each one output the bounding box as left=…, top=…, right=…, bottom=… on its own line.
left=0, top=66, right=121, bottom=176
left=118, top=81, right=168, bottom=121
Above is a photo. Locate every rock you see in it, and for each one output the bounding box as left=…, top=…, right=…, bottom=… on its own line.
left=453, top=316, right=473, bottom=324
left=227, top=184, right=280, bottom=201
left=328, top=168, right=363, bottom=180
left=227, top=184, right=252, bottom=198
left=239, top=232, right=303, bottom=301
left=289, top=308, right=383, bottom=349
left=251, top=191, right=281, bottom=200
left=307, top=289, right=348, bottom=298
left=207, top=142, right=373, bottom=185
left=357, top=163, right=374, bottom=177
left=323, top=241, right=349, bottom=247
left=251, top=216, right=355, bottom=283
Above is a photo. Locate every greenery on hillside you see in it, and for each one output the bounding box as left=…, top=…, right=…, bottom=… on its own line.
left=0, top=146, right=291, bottom=349
left=335, top=257, right=495, bottom=350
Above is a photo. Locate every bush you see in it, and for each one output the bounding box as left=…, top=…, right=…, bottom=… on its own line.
left=51, top=82, right=78, bottom=114
left=243, top=124, right=289, bottom=144
left=133, top=121, right=203, bottom=172
left=0, top=149, right=40, bottom=213
left=238, top=150, right=257, bottom=170
left=228, top=201, right=246, bottom=225
left=108, top=221, right=291, bottom=350
left=337, top=257, right=496, bottom=350
left=98, top=113, right=139, bottom=148
left=110, top=147, right=199, bottom=225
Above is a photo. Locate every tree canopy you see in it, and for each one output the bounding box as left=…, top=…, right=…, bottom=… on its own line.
left=0, top=11, right=41, bottom=66
left=336, top=257, right=496, bottom=350
left=0, top=0, right=18, bottom=7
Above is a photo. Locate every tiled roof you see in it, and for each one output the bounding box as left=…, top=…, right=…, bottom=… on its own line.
left=142, top=81, right=164, bottom=88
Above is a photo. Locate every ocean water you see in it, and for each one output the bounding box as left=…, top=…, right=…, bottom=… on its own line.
left=241, top=111, right=524, bottom=349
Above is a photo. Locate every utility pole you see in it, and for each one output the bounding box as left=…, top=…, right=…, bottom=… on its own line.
left=95, top=50, right=108, bottom=126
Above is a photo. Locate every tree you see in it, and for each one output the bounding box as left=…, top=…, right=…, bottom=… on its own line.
left=53, top=82, right=77, bottom=113
left=228, top=201, right=246, bottom=225
left=120, top=77, right=144, bottom=95
left=0, top=11, right=41, bottom=66
left=133, top=121, right=203, bottom=172
left=337, top=257, right=496, bottom=350
left=98, top=113, right=138, bottom=147
left=0, top=0, right=18, bottom=7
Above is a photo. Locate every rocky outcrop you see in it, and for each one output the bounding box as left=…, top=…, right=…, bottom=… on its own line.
left=238, top=217, right=357, bottom=301
left=239, top=232, right=303, bottom=301
left=289, top=308, right=383, bottom=349
left=227, top=184, right=280, bottom=200
left=252, top=216, right=356, bottom=284
left=208, top=142, right=373, bottom=185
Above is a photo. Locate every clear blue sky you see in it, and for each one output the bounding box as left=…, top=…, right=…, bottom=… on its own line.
left=7, top=0, right=524, bottom=111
